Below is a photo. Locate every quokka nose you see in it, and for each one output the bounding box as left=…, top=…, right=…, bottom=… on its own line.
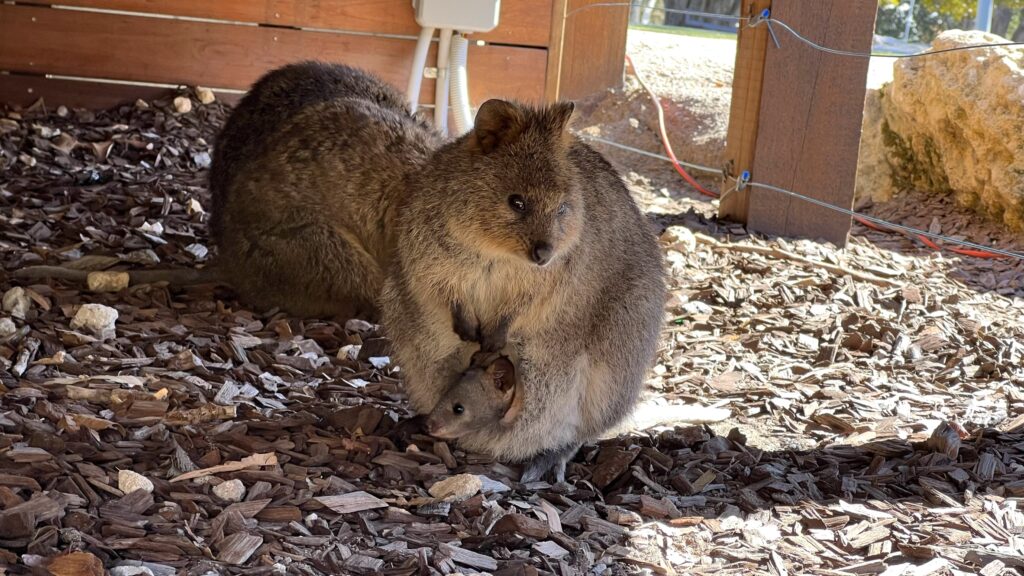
left=530, top=242, right=553, bottom=265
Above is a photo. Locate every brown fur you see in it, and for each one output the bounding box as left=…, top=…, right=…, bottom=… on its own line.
left=209, top=62, right=441, bottom=320
left=380, top=95, right=666, bottom=477
left=208, top=62, right=664, bottom=477
left=424, top=351, right=522, bottom=440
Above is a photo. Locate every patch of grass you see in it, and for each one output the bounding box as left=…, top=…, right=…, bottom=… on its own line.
left=629, top=24, right=737, bottom=41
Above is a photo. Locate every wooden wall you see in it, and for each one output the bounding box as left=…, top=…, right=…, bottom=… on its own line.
left=0, top=0, right=628, bottom=110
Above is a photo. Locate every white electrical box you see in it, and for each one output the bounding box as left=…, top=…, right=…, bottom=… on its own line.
left=413, top=0, right=501, bottom=33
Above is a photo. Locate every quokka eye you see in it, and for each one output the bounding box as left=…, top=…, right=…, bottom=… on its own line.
left=557, top=203, right=569, bottom=216
left=453, top=404, right=465, bottom=415
left=508, top=195, right=527, bottom=213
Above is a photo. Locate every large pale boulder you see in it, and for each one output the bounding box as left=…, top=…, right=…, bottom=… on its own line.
left=858, top=30, right=1024, bottom=230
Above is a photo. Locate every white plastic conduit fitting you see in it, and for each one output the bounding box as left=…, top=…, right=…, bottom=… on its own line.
left=449, top=33, right=474, bottom=135
left=434, top=28, right=453, bottom=133
left=406, top=26, right=436, bottom=114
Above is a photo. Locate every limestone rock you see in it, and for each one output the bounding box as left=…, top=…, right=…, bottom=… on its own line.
left=213, top=479, right=246, bottom=502
left=118, top=470, right=154, bottom=494
left=854, top=87, right=895, bottom=205
left=195, top=86, right=216, bottom=105
left=862, top=30, right=1024, bottom=230
left=87, top=271, right=130, bottom=293
left=0, top=317, right=16, bottom=338
left=428, top=474, right=481, bottom=501
left=3, top=287, right=31, bottom=320
left=173, top=96, right=192, bottom=114
left=70, top=303, right=118, bottom=339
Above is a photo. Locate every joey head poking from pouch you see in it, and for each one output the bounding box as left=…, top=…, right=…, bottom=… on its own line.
left=425, top=350, right=523, bottom=441
left=383, top=98, right=666, bottom=482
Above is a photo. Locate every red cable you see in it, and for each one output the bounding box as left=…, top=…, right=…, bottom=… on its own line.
left=625, top=54, right=1007, bottom=260
left=853, top=215, right=1007, bottom=259
left=625, top=55, right=718, bottom=199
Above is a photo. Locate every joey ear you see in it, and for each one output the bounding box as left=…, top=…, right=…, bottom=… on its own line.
left=469, top=99, right=525, bottom=154
left=550, top=101, right=576, bottom=133
left=500, top=378, right=525, bottom=426
left=487, top=356, right=516, bottom=393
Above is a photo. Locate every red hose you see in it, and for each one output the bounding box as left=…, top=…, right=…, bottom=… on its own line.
left=625, top=55, right=718, bottom=199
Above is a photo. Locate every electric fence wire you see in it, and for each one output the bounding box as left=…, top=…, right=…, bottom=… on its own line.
left=754, top=14, right=1024, bottom=58
left=566, top=2, right=1024, bottom=58
left=582, top=126, right=1024, bottom=261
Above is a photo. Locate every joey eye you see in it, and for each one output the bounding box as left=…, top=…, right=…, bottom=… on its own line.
left=452, top=404, right=465, bottom=415
left=557, top=203, right=569, bottom=216
left=508, top=195, right=527, bottom=213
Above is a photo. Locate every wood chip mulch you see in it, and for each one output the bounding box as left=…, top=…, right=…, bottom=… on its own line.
left=1, top=92, right=1023, bottom=576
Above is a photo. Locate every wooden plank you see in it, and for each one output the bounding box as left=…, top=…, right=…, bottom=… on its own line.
left=0, top=5, right=547, bottom=105
left=718, top=0, right=772, bottom=223
left=0, top=74, right=241, bottom=110
left=746, top=0, right=876, bottom=247
left=551, top=0, right=629, bottom=101
left=545, top=0, right=570, bottom=102
left=18, top=0, right=552, bottom=48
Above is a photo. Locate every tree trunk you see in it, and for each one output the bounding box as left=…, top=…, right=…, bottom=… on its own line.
left=1014, top=9, right=1024, bottom=42
left=991, top=6, right=1012, bottom=38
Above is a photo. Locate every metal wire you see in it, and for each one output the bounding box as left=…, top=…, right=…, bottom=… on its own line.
left=566, top=2, right=746, bottom=22
left=757, top=17, right=1024, bottom=58
left=580, top=131, right=1024, bottom=260
left=746, top=182, right=1024, bottom=260
left=564, top=2, right=1024, bottom=59
left=576, top=133, right=725, bottom=176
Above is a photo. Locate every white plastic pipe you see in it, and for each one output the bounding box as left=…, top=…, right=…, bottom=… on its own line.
left=434, top=28, right=453, bottom=134
left=407, top=26, right=436, bottom=114
left=449, top=33, right=474, bottom=135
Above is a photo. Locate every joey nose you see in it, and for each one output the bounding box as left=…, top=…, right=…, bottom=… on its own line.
left=530, top=242, right=552, bottom=266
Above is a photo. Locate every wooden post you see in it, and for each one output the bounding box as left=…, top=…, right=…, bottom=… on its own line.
left=719, top=0, right=772, bottom=223
left=719, top=0, right=876, bottom=248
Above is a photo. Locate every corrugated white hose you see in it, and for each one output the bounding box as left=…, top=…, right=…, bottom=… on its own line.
left=449, top=33, right=474, bottom=135
left=406, top=26, right=435, bottom=114
left=434, top=29, right=453, bottom=134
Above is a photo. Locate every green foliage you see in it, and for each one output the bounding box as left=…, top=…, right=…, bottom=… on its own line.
left=880, top=0, right=1024, bottom=21
left=877, top=0, right=1024, bottom=42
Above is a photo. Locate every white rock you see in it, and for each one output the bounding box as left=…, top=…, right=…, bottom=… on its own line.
left=118, top=470, right=154, bottom=494
left=87, top=271, right=130, bottom=293
left=212, top=479, right=246, bottom=502
left=662, top=225, right=697, bottom=252
left=0, top=317, right=16, bottom=338
left=2, top=287, right=31, bottom=319
left=70, top=303, right=118, bottom=339
left=173, top=96, right=192, bottom=114
left=428, top=474, right=482, bottom=501
left=195, top=86, right=216, bottom=105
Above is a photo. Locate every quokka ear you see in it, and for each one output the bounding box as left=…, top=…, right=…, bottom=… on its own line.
left=468, top=99, right=526, bottom=154
left=486, top=356, right=516, bottom=393
left=500, top=378, right=525, bottom=426
left=550, top=101, right=576, bottom=133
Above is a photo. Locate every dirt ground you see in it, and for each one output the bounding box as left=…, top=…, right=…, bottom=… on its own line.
left=0, top=29, right=1023, bottom=576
